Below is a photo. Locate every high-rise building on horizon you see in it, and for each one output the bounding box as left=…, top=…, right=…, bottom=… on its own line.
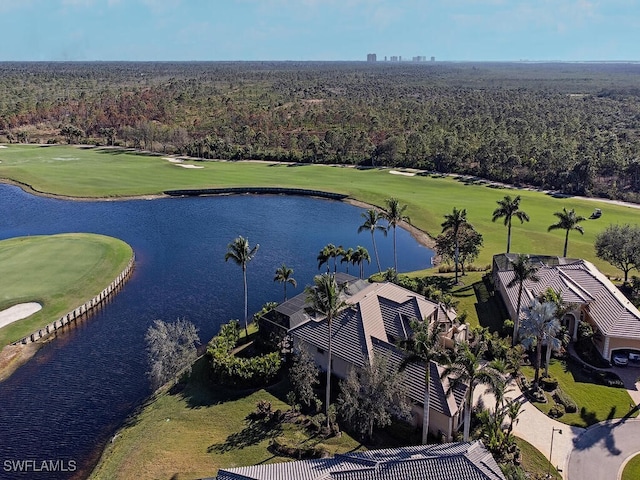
left=366, top=53, right=377, bottom=62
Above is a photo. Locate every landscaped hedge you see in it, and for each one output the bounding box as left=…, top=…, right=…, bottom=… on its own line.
left=207, top=320, right=282, bottom=388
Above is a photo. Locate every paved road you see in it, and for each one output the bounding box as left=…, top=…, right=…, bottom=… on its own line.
left=568, top=418, right=640, bottom=480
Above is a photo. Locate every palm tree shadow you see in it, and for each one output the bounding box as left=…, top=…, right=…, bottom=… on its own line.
left=208, top=414, right=283, bottom=453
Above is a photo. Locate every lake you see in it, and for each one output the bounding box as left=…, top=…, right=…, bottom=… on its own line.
left=0, top=184, right=433, bottom=479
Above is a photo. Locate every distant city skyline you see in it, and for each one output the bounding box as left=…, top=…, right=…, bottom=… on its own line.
left=0, top=0, right=637, bottom=62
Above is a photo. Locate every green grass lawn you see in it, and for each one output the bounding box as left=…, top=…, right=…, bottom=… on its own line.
left=0, top=233, right=133, bottom=346
left=89, top=357, right=362, bottom=480
left=515, top=436, right=561, bottom=479
left=1, top=145, right=640, bottom=277
left=521, top=359, right=637, bottom=427
left=622, top=453, right=640, bottom=480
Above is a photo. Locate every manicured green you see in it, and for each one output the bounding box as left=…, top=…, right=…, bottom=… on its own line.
left=622, top=453, right=640, bottom=480
left=0, top=233, right=133, bottom=346
left=514, top=436, right=561, bottom=479
left=1, top=145, right=640, bottom=278
left=90, top=357, right=362, bottom=480
left=521, top=359, right=637, bottom=427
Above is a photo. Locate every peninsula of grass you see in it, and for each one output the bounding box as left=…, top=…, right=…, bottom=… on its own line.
left=622, top=453, right=640, bottom=480
left=1, top=145, right=640, bottom=278
left=0, top=233, right=134, bottom=348
left=521, top=359, right=637, bottom=428
left=89, top=357, right=363, bottom=480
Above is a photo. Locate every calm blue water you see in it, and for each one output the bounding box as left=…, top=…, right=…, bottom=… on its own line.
left=0, top=184, right=432, bottom=479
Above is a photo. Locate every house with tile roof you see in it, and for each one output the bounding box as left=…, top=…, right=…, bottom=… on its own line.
left=493, top=253, right=640, bottom=362
left=264, top=273, right=468, bottom=441
left=214, top=440, right=506, bottom=480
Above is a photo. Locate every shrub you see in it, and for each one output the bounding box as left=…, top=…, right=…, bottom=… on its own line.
left=548, top=403, right=565, bottom=418
left=554, top=387, right=578, bottom=413
left=207, top=320, right=282, bottom=388
left=530, top=387, right=547, bottom=403
left=540, top=376, right=558, bottom=391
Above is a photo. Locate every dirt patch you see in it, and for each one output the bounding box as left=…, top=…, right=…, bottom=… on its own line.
left=0, top=343, right=41, bottom=382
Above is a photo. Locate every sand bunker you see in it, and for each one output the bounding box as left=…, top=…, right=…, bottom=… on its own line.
left=176, top=164, right=204, bottom=169
left=0, top=145, right=7, bottom=148
left=0, top=303, right=42, bottom=329
left=389, top=170, right=416, bottom=177
left=164, top=157, right=183, bottom=163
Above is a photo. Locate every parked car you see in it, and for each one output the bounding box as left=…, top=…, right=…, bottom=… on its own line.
left=628, top=352, right=640, bottom=362
left=613, top=353, right=629, bottom=367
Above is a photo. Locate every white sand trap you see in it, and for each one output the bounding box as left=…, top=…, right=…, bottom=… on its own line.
left=0, top=145, right=7, bottom=148
left=389, top=170, right=416, bottom=177
left=0, top=303, right=42, bottom=329
left=164, top=157, right=183, bottom=163
left=176, top=164, right=204, bottom=169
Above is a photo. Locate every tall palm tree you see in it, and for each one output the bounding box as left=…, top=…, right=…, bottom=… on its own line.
left=225, top=236, right=260, bottom=337
left=548, top=208, right=586, bottom=257
left=520, top=299, right=558, bottom=389
left=441, top=207, right=470, bottom=284
left=358, top=209, right=387, bottom=273
left=507, top=254, right=540, bottom=345
left=400, top=319, right=444, bottom=444
left=492, top=195, right=530, bottom=253
left=441, top=339, right=500, bottom=442
left=382, top=198, right=409, bottom=272
left=305, top=273, right=348, bottom=428
left=274, top=263, right=296, bottom=302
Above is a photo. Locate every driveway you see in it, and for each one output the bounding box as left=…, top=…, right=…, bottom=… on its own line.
left=568, top=418, right=640, bottom=480
left=474, top=380, right=582, bottom=479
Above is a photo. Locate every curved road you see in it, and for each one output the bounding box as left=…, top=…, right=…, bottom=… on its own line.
left=568, top=418, right=640, bottom=479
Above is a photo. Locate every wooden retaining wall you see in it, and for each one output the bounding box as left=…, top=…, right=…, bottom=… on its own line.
left=13, top=255, right=135, bottom=346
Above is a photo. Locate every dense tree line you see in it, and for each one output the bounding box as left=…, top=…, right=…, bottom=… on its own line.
left=2, top=61, right=640, bottom=201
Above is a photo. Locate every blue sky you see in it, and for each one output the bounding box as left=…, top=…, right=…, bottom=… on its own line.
left=0, top=0, right=638, bottom=62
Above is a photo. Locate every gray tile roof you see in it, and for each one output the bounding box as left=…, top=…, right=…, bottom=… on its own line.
left=497, top=258, right=640, bottom=339
left=215, top=441, right=505, bottom=480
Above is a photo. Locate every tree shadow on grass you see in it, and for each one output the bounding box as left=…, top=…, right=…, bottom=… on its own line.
left=208, top=415, right=283, bottom=453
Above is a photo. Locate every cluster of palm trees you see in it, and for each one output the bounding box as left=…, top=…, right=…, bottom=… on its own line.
left=316, top=243, right=371, bottom=278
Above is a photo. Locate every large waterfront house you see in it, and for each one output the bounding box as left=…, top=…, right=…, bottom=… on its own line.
left=214, top=440, right=506, bottom=480
left=493, top=253, right=640, bottom=362
left=259, top=273, right=469, bottom=441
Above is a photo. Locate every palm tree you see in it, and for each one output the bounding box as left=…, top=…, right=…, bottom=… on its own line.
left=225, top=236, right=260, bottom=337
left=507, top=254, right=540, bottom=345
left=358, top=209, right=387, bottom=273
left=492, top=195, right=530, bottom=253
left=339, top=247, right=354, bottom=274
left=548, top=208, right=586, bottom=257
left=317, top=243, right=340, bottom=273
left=274, top=263, right=296, bottom=302
left=441, top=207, right=470, bottom=284
left=382, top=198, right=409, bottom=272
left=520, top=299, right=558, bottom=389
left=305, top=273, right=348, bottom=428
left=353, top=245, right=370, bottom=278
left=441, top=339, right=500, bottom=442
left=400, top=319, right=444, bottom=444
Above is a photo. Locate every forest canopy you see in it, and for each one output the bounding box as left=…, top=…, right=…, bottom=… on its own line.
left=1, top=61, right=640, bottom=202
